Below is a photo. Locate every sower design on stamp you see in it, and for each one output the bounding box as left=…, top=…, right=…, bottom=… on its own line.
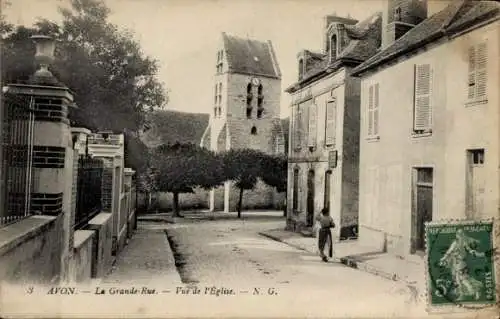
left=425, top=220, right=497, bottom=310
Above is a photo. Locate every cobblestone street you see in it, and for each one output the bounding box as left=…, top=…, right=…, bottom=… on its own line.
left=101, top=212, right=434, bottom=318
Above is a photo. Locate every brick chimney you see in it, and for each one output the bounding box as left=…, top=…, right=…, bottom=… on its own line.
left=381, top=0, right=428, bottom=50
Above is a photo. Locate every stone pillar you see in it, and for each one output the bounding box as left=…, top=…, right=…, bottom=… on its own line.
left=123, top=167, right=135, bottom=240
left=69, top=127, right=91, bottom=281
left=2, top=35, right=77, bottom=283
left=87, top=131, right=124, bottom=256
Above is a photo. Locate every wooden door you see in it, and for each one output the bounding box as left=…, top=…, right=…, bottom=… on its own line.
left=412, top=168, right=433, bottom=253
left=306, top=170, right=315, bottom=227
left=466, top=149, right=485, bottom=218
left=416, top=185, right=433, bottom=251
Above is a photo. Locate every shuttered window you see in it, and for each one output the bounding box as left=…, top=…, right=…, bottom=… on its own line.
left=468, top=42, right=488, bottom=100
left=308, top=100, right=317, bottom=147
left=413, top=64, right=432, bottom=132
left=293, top=104, right=303, bottom=150
left=367, top=83, right=379, bottom=137
left=325, top=98, right=336, bottom=146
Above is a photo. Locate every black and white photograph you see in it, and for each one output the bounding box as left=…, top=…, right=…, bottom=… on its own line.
left=0, top=0, right=499, bottom=318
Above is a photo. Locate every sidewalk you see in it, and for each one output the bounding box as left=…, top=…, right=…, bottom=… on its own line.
left=102, top=226, right=181, bottom=285
left=259, top=228, right=426, bottom=303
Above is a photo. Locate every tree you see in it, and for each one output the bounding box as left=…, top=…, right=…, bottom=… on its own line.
left=151, top=143, right=225, bottom=217
left=260, top=153, right=288, bottom=216
left=1, top=0, right=167, bottom=133
left=222, top=149, right=266, bottom=218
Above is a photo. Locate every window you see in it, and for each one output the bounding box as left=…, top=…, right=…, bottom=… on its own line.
left=324, top=170, right=332, bottom=212
left=216, top=50, right=223, bottom=73
left=367, top=83, right=379, bottom=137
left=218, top=83, right=222, bottom=116
left=330, top=34, right=337, bottom=61
left=246, top=83, right=253, bottom=118
left=257, top=84, right=264, bottom=119
left=307, top=100, right=317, bottom=148
left=413, top=64, right=432, bottom=133
left=257, top=108, right=263, bottom=119
left=470, top=149, right=485, bottom=165
left=214, top=82, right=222, bottom=118
left=468, top=42, right=487, bottom=101
left=298, top=59, right=304, bottom=80
left=251, top=126, right=257, bottom=135
left=325, top=98, right=337, bottom=146
left=214, top=84, right=218, bottom=118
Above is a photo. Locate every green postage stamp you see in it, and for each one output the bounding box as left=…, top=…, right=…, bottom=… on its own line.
left=425, top=219, right=499, bottom=311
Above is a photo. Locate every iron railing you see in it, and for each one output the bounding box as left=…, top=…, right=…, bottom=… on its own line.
left=74, top=155, right=103, bottom=229
left=1, top=94, right=35, bottom=227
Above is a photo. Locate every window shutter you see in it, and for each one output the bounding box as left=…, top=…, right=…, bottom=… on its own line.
left=368, top=85, right=374, bottom=136
left=414, top=64, right=432, bottom=131
left=295, top=104, right=303, bottom=149
left=476, top=42, right=487, bottom=98
left=292, top=106, right=298, bottom=149
left=325, top=99, right=336, bottom=146
left=468, top=46, right=476, bottom=99
left=308, top=102, right=317, bottom=147
left=373, top=83, right=380, bottom=136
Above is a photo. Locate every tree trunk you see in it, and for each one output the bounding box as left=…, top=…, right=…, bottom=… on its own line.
left=237, top=187, right=244, bottom=219
left=173, top=192, right=181, bottom=217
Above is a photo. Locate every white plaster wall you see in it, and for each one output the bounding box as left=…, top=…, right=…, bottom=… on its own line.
left=358, top=21, right=500, bottom=256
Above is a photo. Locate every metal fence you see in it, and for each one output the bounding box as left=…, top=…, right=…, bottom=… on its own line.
left=0, top=94, right=35, bottom=227
left=74, top=155, right=103, bottom=229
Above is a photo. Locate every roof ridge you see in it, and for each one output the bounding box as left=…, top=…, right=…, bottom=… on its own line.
left=267, top=40, right=282, bottom=78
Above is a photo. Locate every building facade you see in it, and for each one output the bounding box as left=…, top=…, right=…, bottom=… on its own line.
left=200, top=33, right=286, bottom=212
left=285, top=13, right=382, bottom=239
left=352, top=0, right=500, bottom=257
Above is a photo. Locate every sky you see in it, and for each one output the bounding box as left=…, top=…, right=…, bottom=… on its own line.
left=3, top=0, right=387, bottom=118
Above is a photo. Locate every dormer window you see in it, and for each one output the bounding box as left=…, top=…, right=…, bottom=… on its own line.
left=298, top=58, right=304, bottom=80
left=394, top=7, right=402, bottom=22
left=330, top=34, right=337, bottom=61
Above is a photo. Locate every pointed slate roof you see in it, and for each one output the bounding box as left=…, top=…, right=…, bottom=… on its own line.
left=222, top=33, right=281, bottom=79
left=352, top=0, right=500, bottom=76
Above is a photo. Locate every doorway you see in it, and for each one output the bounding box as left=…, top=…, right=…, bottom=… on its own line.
left=466, top=149, right=485, bottom=218
left=324, top=170, right=332, bottom=213
left=306, top=169, right=315, bottom=227
left=412, top=167, right=433, bottom=253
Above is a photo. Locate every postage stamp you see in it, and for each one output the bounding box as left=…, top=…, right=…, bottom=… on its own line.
left=425, top=219, right=499, bottom=312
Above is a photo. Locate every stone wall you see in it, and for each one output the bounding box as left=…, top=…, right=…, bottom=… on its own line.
left=71, top=230, right=94, bottom=283
left=86, top=212, right=113, bottom=278
left=0, top=215, right=63, bottom=285
left=157, top=187, right=210, bottom=211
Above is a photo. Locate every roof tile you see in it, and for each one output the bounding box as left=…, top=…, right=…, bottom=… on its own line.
left=223, top=33, right=280, bottom=78
left=352, top=1, right=500, bottom=75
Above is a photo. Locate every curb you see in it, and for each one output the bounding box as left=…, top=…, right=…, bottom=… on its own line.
left=258, top=231, right=423, bottom=298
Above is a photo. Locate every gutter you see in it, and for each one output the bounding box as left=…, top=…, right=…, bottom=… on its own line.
left=285, top=58, right=353, bottom=93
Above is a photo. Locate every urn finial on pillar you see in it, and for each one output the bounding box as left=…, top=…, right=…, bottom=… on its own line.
left=30, top=35, right=61, bottom=86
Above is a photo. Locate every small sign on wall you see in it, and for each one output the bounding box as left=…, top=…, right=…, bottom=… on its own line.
left=329, top=150, right=338, bottom=168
